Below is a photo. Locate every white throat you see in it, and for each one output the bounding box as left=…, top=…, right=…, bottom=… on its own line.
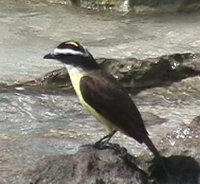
left=64, top=64, right=86, bottom=76
left=64, top=64, right=86, bottom=103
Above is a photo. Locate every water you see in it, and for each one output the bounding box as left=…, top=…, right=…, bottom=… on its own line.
left=0, top=0, right=200, bottom=183
left=1, top=0, right=200, bottom=84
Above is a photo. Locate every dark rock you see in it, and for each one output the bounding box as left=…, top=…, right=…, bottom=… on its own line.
left=23, top=144, right=148, bottom=184
left=71, top=0, right=81, bottom=6
left=191, top=115, right=200, bottom=126
left=3, top=52, right=200, bottom=94
left=41, top=67, right=70, bottom=87
left=40, top=52, right=200, bottom=91
left=98, top=53, right=200, bottom=89
left=0, top=68, right=72, bottom=94
left=70, top=0, right=120, bottom=11
left=178, top=0, right=200, bottom=13
left=149, top=155, right=200, bottom=184
left=128, top=0, right=200, bottom=13
left=22, top=143, right=200, bottom=184
left=68, top=0, right=200, bottom=13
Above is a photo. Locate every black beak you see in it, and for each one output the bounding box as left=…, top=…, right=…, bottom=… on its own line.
left=43, top=53, right=56, bottom=59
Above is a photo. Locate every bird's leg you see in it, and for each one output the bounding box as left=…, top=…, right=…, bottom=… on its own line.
left=94, top=130, right=117, bottom=149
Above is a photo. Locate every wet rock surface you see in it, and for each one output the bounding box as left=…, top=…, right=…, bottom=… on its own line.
left=69, top=0, right=200, bottom=12
left=22, top=143, right=200, bottom=184
left=70, top=0, right=123, bottom=11
left=46, top=52, right=199, bottom=90
left=0, top=1, right=200, bottom=183
left=0, top=52, right=199, bottom=184
left=23, top=144, right=147, bottom=184
left=2, top=52, right=199, bottom=94
left=0, top=28, right=199, bottom=182
left=98, top=52, right=200, bottom=89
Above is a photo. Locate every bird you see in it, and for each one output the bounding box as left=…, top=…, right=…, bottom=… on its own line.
left=43, top=40, right=162, bottom=160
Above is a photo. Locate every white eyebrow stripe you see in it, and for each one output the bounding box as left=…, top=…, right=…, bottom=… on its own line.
left=54, top=48, right=84, bottom=55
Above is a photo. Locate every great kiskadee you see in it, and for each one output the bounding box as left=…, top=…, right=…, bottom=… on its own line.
left=44, top=40, right=162, bottom=159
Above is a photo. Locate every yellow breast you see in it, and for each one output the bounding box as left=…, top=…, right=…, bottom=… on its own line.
left=68, top=67, right=115, bottom=133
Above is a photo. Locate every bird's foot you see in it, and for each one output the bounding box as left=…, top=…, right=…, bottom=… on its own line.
left=93, top=138, right=111, bottom=149
left=94, top=130, right=117, bottom=149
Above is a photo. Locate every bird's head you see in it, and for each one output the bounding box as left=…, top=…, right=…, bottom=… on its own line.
left=44, top=41, right=99, bottom=69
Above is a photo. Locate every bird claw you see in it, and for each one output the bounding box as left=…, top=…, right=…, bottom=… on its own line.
left=93, top=139, right=110, bottom=149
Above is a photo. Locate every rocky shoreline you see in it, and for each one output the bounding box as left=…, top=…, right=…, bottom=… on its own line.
left=19, top=109, right=200, bottom=184
left=2, top=52, right=199, bottom=94
left=23, top=140, right=200, bottom=184
left=4, top=52, right=199, bottom=184
left=69, top=0, right=200, bottom=13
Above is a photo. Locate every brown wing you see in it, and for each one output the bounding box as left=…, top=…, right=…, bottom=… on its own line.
left=80, top=71, right=148, bottom=143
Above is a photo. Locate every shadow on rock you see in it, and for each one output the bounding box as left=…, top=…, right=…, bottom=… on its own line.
left=149, top=155, right=200, bottom=184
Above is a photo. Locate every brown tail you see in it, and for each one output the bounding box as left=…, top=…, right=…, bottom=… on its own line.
left=143, top=136, right=170, bottom=177
left=143, top=136, right=161, bottom=159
